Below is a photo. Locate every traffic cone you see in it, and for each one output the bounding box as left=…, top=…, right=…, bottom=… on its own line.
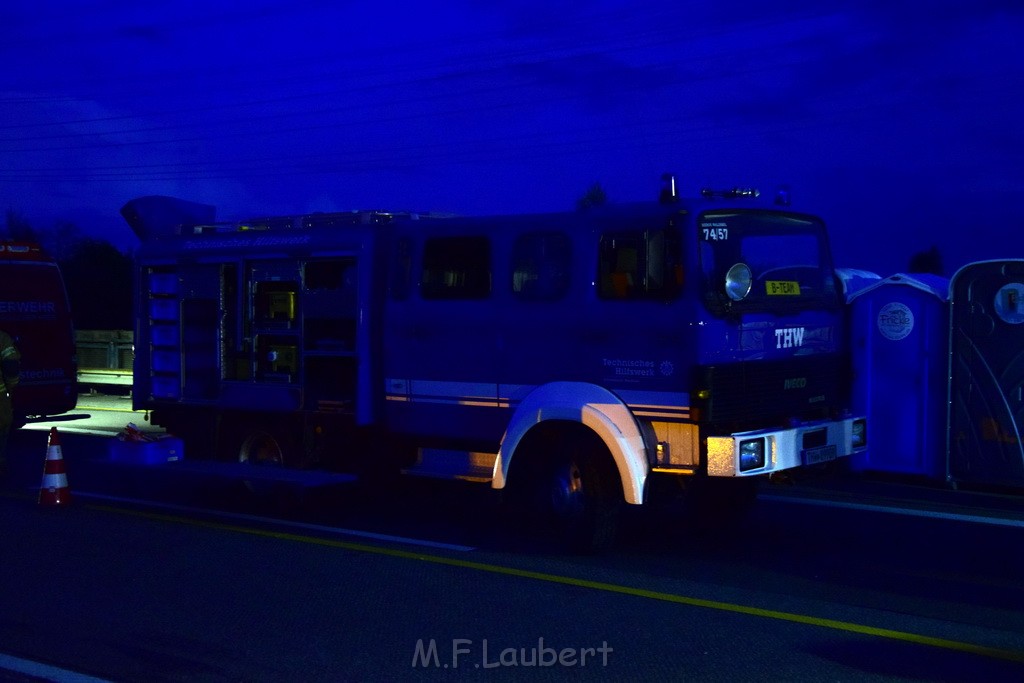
left=38, top=427, right=72, bottom=506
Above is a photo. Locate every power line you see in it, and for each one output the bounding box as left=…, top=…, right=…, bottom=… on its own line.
left=2, top=5, right=1018, bottom=191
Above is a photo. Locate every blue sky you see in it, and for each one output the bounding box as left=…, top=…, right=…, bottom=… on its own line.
left=1, top=1, right=1022, bottom=276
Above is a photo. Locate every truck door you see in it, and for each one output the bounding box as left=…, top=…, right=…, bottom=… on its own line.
left=179, top=265, right=221, bottom=400
left=300, top=258, right=359, bottom=413
left=385, top=232, right=503, bottom=441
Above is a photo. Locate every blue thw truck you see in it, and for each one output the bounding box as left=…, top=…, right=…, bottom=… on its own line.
left=122, top=181, right=866, bottom=549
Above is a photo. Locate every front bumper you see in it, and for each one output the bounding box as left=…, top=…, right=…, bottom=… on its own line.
left=706, top=416, right=867, bottom=477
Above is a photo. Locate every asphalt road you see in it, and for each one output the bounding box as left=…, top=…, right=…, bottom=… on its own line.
left=0, top=395, right=1021, bottom=681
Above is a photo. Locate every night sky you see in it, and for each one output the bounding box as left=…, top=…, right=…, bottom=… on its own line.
left=2, top=1, right=1022, bottom=277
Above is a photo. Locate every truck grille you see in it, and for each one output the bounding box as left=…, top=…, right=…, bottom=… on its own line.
left=698, top=354, right=850, bottom=428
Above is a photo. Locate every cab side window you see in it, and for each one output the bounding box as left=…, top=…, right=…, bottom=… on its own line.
left=597, top=225, right=681, bottom=301
left=511, top=232, right=571, bottom=301
left=421, top=236, right=491, bottom=300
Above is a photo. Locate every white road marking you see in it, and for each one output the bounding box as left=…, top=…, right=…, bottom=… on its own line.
left=0, top=652, right=114, bottom=682
left=76, top=491, right=477, bottom=552
left=761, top=493, right=1024, bottom=529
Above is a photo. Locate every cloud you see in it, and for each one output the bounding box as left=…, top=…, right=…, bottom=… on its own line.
left=2, top=0, right=1022, bottom=276
left=115, top=23, right=168, bottom=44
left=506, top=52, right=680, bottom=111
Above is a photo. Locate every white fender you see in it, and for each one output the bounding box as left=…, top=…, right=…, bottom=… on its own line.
left=492, top=382, right=649, bottom=505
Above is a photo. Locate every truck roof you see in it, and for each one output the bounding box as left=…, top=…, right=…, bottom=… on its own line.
left=124, top=186, right=808, bottom=243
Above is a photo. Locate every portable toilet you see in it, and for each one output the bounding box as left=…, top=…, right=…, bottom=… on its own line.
left=948, top=260, right=1024, bottom=488
left=848, top=273, right=950, bottom=478
left=836, top=268, right=882, bottom=302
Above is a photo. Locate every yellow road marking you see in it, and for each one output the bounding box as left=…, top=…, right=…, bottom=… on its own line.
left=77, top=405, right=147, bottom=414
left=92, top=503, right=1024, bottom=664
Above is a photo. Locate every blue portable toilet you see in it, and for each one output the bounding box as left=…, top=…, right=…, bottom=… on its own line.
left=948, top=260, right=1024, bottom=488
left=836, top=268, right=882, bottom=302
left=847, top=273, right=950, bottom=478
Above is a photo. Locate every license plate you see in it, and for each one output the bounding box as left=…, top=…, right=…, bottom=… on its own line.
left=804, top=445, right=837, bottom=465
left=766, top=280, right=801, bottom=296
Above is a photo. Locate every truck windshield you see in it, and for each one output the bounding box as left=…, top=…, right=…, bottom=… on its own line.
left=698, top=210, right=840, bottom=316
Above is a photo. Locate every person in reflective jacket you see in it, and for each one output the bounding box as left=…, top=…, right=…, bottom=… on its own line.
left=0, top=330, right=21, bottom=476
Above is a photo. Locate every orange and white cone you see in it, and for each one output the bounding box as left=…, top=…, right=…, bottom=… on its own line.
left=39, top=427, right=72, bottom=506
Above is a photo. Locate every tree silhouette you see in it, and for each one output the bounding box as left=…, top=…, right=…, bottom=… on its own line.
left=4, top=208, right=38, bottom=241
left=576, top=182, right=608, bottom=211
left=45, top=221, right=89, bottom=262
left=907, top=245, right=943, bottom=276
left=2, top=212, right=133, bottom=329
left=58, top=238, right=134, bottom=330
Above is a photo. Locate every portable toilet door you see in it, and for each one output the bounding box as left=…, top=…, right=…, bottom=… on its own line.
left=847, top=273, right=950, bottom=479
left=948, top=260, right=1024, bottom=488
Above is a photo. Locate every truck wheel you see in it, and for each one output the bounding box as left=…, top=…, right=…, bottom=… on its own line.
left=239, top=429, right=286, bottom=466
left=545, top=444, right=620, bottom=553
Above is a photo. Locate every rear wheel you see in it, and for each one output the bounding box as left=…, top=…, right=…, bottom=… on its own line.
left=230, top=421, right=304, bottom=502
left=239, top=429, right=286, bottom=466
left=216, top=412, right=314, bottom=469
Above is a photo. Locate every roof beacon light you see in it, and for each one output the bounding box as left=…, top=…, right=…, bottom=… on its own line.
left=660, top=173, right=678, bottom=203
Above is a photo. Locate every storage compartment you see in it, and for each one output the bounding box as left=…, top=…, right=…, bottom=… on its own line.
left=151, top=324, right=178, bottom=347
left=149, top=273, right=180, bottom=295
left=268, top=343, right=297, bottom=374
left=151, top=350, right=181, bottom=373
left=254, top=280, right=298, bottom=325
left=149, top=298, right=179, bottom=321
left=267, top=291, right=296, bottom=320
left=108, top=436, right=184, bottom=464
left=151, top=375, right=181, bottom=399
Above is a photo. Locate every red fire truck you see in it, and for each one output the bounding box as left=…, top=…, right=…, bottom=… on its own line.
left=123, top=182, right=866, bottom=549
left=0, top=241, right=78, bottom=424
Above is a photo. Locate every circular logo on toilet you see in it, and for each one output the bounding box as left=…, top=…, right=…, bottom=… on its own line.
left=994, top=283, right=1024, bottom=325
left=877, top=302, right=914, bottom=341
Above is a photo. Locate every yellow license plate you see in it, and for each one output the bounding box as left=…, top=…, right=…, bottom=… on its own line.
left=766, top=280, right=801, bottom=296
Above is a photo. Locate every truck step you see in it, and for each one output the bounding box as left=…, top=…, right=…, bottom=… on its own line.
left=402, top=448, right=496, bottom=483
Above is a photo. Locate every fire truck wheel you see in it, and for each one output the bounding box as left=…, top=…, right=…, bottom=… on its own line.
left=239, top=429, right=288, bottom=466
left=545, top=444, right=621, bottom=553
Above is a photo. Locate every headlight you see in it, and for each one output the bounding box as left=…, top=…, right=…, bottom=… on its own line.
left=852, top=419, right=867, bottom=448
left=739, top=437, right=766, bottom=472
left=725, top=263, right=753, bottom=301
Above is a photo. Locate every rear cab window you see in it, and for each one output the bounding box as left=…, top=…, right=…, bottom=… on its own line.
left=597, top=221, right=682, bottom=301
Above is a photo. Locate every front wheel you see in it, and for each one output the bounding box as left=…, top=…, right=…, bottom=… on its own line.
left=542, top=441, right=621, bottom=553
